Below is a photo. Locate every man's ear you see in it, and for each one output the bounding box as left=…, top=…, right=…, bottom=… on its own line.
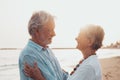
left=35, top=28, right=39, bottom=33
left=32, top=28, right=38, bottom=37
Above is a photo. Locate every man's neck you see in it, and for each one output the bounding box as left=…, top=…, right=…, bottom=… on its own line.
left=30, top=39, right=47, bottom=48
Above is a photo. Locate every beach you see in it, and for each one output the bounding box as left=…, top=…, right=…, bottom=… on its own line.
left=0, top=49, right=120, bottom=80
left=100, top=56, right=120, bottom=80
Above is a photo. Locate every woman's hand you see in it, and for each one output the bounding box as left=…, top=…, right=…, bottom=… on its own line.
left=24, top=62, right=45, bottom=80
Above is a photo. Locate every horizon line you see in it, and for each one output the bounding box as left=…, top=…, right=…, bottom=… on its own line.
left=0, top=47, right=120, bottom=50
left=0, top=48, right=76, bottom=50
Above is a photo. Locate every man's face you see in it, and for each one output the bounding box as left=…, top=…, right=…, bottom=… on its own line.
left=37, top=19, right=56, bottom=46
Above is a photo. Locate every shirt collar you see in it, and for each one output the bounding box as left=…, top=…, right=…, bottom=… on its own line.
left=27, top=39, right=49, bottom=51
left=83, top=55, right=97, bottom=63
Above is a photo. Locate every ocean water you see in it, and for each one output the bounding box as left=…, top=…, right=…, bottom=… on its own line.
left=0, top=49, right=120, bottom=80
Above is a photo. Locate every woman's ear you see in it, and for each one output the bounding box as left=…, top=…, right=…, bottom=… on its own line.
left=88, top=38, right=94, bottom=47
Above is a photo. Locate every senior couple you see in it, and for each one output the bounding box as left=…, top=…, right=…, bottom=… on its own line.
left=19, top=11, right=105, bottom=80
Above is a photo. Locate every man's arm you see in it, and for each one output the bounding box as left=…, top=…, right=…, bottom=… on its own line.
left=19, top=55, right=38, bottom=80
left=23, top=54, right=58, bottom=80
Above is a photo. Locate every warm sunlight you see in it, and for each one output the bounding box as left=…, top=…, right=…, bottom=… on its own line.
left=0, top=1, right=120, bottom=80
left=0, top=0, right=120, bottom=48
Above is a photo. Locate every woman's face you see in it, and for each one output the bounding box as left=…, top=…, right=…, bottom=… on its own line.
left=76, top=31, right=89, bottom=50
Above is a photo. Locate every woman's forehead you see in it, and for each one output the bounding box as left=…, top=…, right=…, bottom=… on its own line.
left=77, top=32, right=86, bottom=38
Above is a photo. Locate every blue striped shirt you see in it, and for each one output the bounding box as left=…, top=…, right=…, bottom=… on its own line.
left=19, top=40, right=68, bottom=80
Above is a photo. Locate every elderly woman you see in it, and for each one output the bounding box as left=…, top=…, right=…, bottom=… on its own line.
left=24, top=24, right=105, bottom=80
left=68, top=24, right=104, bottom=80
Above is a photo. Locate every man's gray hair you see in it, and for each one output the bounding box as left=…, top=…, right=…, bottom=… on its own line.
left=28, top=11, right=54, bottom=35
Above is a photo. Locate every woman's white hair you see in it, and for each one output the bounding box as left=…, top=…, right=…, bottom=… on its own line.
left=28, top=11, right=54, bottom=35
left=81, top=24, right=105, bottom=50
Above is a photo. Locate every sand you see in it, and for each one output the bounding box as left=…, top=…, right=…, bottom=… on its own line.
left=100, top=56, right=120, bottom=80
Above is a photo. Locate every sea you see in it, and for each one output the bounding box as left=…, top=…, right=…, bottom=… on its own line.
left=0, top=49, right=120, bottom=80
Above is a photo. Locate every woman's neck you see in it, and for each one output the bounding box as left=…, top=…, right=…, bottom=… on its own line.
left=81, top=49, right=96, bottom=59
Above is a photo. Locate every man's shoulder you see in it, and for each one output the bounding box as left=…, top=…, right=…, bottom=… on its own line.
left=19, top=46, right=35, bottom=58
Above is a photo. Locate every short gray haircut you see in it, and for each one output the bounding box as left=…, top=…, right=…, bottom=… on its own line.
left=28, top=11, right=54, bottom=35
left=81, top=24, right=105, bottom=50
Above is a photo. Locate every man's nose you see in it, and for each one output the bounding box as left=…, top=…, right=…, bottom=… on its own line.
left=51, top=31, right=56, bottom=36
left=53, top=31, right=56, bottom=36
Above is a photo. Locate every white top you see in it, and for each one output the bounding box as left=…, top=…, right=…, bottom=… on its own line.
left=67, top=55, right=102, bottom=80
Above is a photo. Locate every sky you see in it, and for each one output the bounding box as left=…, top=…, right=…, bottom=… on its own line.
left=0, top=0, right=120, bottom=48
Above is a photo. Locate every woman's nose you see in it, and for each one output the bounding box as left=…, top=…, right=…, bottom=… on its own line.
left=75, top=37, right=78, bottom=40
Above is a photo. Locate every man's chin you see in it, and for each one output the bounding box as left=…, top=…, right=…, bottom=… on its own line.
left=47, top=41, right=52, bottom=45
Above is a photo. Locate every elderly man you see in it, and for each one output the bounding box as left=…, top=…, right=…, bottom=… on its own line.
left=19, top=11, right=68, bottom=80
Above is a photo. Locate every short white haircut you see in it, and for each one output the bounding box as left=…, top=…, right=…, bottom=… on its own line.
left=28, top=11, right=54, bottom=35
left=80, top=24, right=105, bottom=50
